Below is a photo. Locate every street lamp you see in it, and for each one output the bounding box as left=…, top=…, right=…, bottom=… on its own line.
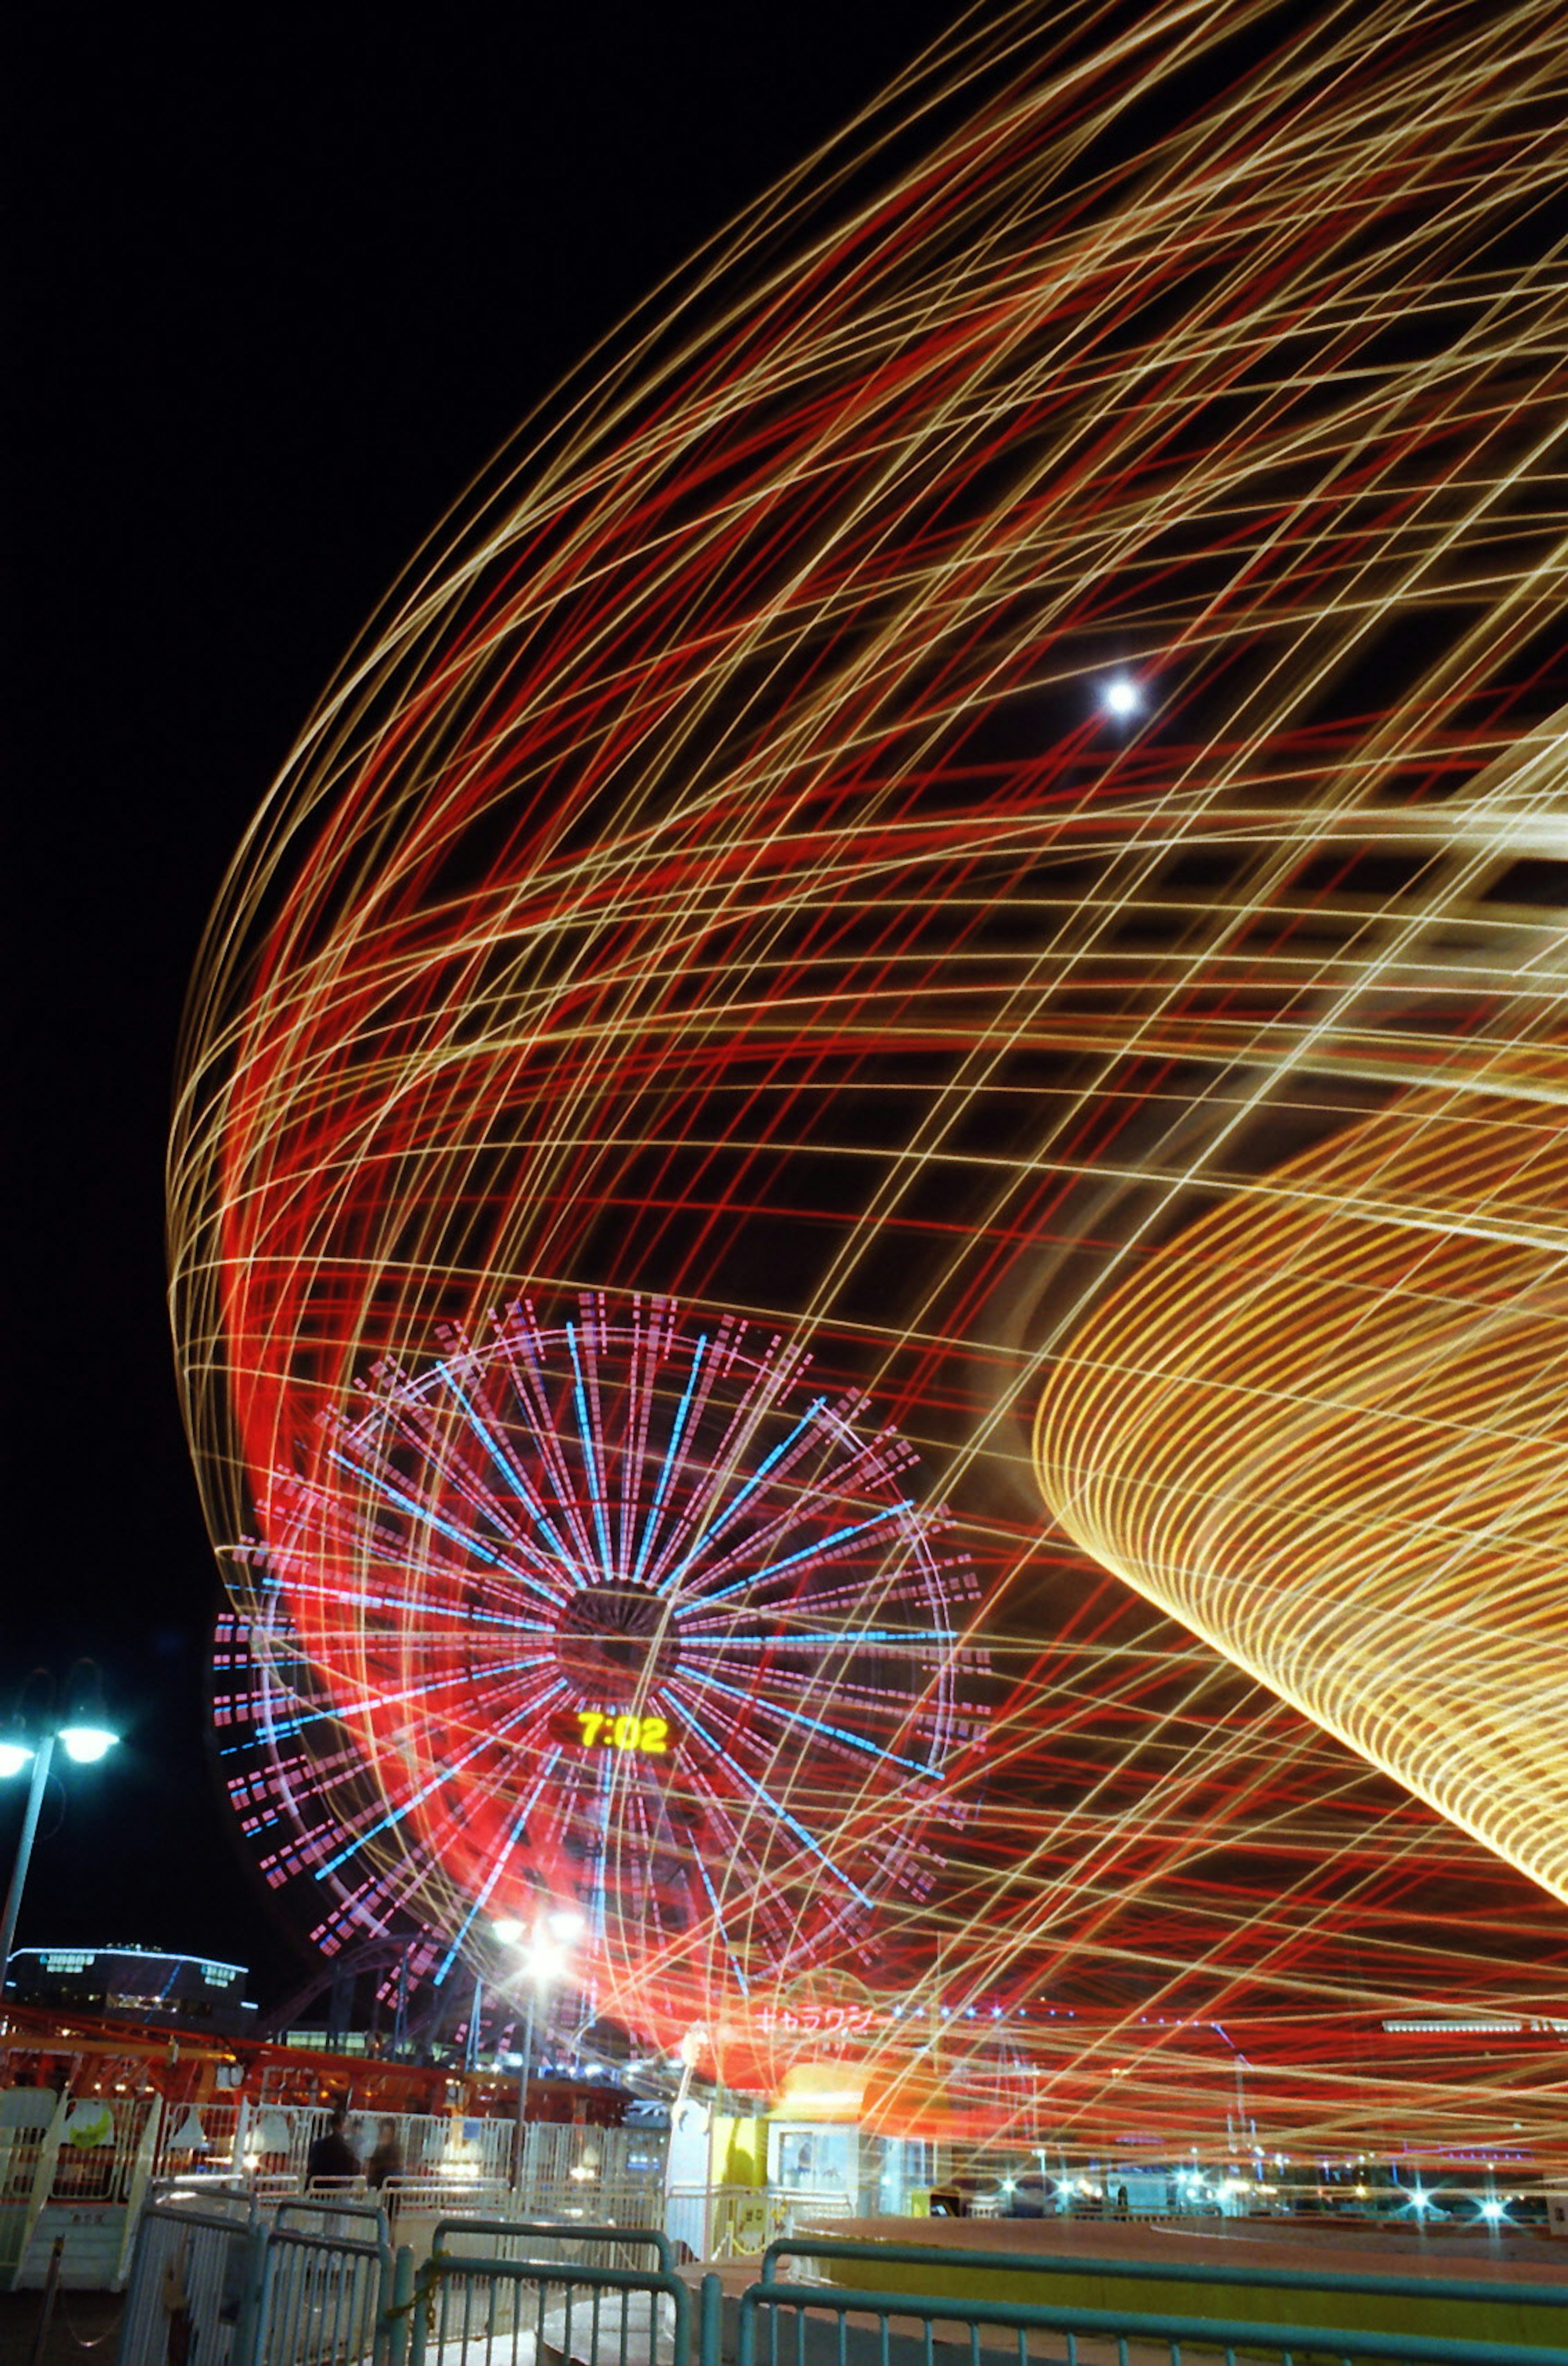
left=0, top=1665, right=119, bottom=2006
left=495, top=1907, right=585, bottom=2189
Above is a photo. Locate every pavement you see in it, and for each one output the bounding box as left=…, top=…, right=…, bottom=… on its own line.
left=1, top=2215, right=1564, bottom=2366
left=810, top=2209, right=1568, bottom=2288
left=0, top=2290, right=122, bottom=2366
left=756, top=2213, right=1568, bottom=2360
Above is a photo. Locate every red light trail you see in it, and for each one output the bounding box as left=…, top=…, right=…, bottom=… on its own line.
left=175, top=0, right=1568, bottom=2157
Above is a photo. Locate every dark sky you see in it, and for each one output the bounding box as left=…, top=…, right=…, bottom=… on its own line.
left=7, top=4, right=962, bottom=2000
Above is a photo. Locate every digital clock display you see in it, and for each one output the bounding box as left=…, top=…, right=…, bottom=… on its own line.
left=559, top=1709, right=671, bottom=1754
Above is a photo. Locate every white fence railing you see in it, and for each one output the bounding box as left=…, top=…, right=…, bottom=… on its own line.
left=157, top=2101, right=520, bottom=2190
left=0, top=2088, right=163, bottom=2289
left=664, top=2181, right=853, bottom=2261
left=166, top=2103, right=607, bottom=2189
left=36, top=2078, right=1438, bottom=2295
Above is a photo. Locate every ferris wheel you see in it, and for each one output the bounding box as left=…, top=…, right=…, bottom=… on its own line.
left=214, top=1295, right=989, bottom=2029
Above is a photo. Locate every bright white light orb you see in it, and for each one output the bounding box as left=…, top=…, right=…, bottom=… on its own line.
left=0, top=1742, right=33, bottom=1779
left=58, top=1725, right=118, bottom=1764
left=522, top=1939, right=570, bottom=1982
left=1099, top=673, right=1142, bottom=718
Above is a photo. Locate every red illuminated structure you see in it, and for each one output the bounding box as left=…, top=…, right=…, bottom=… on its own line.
left=212, top=1297, right=988, bottom=2035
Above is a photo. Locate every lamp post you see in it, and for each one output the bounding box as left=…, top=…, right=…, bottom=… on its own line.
left=494, top=1908, right=585, bottom=2190
left=0, top=1666, right=119, bottom=2010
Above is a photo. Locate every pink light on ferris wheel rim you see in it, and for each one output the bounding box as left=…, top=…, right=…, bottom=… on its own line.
left=213, top=1294, right=989, bottom=2033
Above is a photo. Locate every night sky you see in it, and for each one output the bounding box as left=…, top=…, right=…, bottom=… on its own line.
left=8, top=4, right=961, bottom=2001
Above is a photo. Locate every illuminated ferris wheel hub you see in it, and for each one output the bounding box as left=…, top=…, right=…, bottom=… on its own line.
left=554, top=1581, right=679, bottom=1692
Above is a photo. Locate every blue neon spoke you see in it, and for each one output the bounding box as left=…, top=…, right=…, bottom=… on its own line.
left=317, top=1448, right=565, bottom=1618
left=283, top=1566, right=558, bottom=1631
left=633, top=1332, right=707, bottom=1583
left=566, top=1322, right=614, bottom=1577
left=688, top=1668, right=940, bottom=1779
left=655, top=1397, right=826, bottom=1590
left=677, top=1626, right=946, bottom=1649
left=691, top=1852, right=751, bottom=1996
left=431, top=1756, right=563, bottom=1982
left=316, top=1697, right=545, bottom=1879
left=326, top=1448, right=501, bottom=1559
left=507, top=1338, right=604, bottom=1567
left=251, top=1653, right=560, bottom=1751
left=386, top=1375, right=536, bottom=1557
left=695, top=1502, right=911, bottom=1605
left=667, top=1463, right=863, bottom=1600
left=439, top=1370, right=573, bottom=1560
left=675, top=1703, right=878, bottom=1910
left=325, top=1448, right=566, bottom=1605
left=317, top=1731, right=490, bottom=1876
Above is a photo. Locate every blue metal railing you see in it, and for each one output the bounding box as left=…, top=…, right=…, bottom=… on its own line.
left=115, top=2199, right=1568, bottom=2366
left=761, top=2230, right=1568, bottom=2317
left=737, top=2277, right=1568, bottom=2366
left=116, top=2195, right=262, bottom=2366
left=254, top=2219, right=394, bottom=2366
left=430, top=2213, right=676, bottom=2274
left=409, top=2250, right=691, bottom=2366
left=272, top=2192, right=391, bottom=2243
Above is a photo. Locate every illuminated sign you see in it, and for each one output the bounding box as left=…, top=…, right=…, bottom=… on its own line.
left=560, top=1710, right=670, bottom=1754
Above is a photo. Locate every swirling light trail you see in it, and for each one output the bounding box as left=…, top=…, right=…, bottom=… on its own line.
left=174, top=0, right=1568, bottom=2155
left=1034, top=1082, right=1568, bottom=1903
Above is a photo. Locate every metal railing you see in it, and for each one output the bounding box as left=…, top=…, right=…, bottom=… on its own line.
left=666, top=2184, right=855, bottom=2262
left=117, top=2194, right=260, bottom=2366
left=764, top=2230, right=1568, bottom=2302
left=254, top=2219, right=392, bottom=2366
left=736, top=2276, right=1568, bottom=2366
left=760, top=2234, right=1568, bottom=2358
left=380, top=2177, right=512, bottom=2216
left=374, top=2178, right=514, bottom=2266
left=430, top=2215, right=675, bottom=2274
left=116, top=2199, right=1568, bottom=2366
left=667, top=2183, right=773, bottom=2261
left=409, top=2249, right=690, bottom=2366
left=116, top=2193, right=391, bottom=2366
